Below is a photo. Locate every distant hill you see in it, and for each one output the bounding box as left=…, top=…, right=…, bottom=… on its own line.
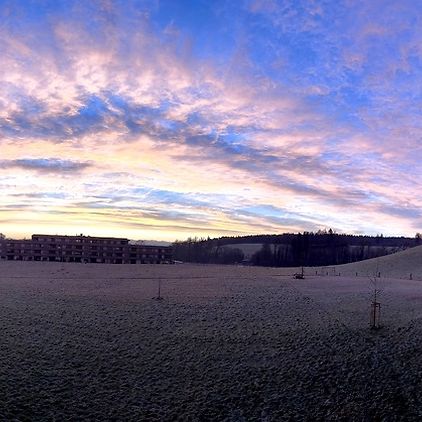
left=314, top=245, right=422, bottom=280
left=224, top=243, right=263, bottom=259
left=172, top=233, right=421, bottom=267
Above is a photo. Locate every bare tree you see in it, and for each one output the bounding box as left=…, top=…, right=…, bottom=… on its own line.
left=153, top=278, right=164, bottom=301
left=368, top=260, right=382, bottom=329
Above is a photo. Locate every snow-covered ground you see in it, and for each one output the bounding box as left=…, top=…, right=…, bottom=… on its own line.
left=1, top=260, right=422, bottom=419
left=310, top=244, right=422, bottom=281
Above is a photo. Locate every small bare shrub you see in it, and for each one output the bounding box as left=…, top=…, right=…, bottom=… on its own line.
left=368, top=261, right=382, bottom=330
left=153, top=278, right=164, bottom=301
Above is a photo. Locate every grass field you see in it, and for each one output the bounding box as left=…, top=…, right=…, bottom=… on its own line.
left=1, top=257, right=422, bottom=420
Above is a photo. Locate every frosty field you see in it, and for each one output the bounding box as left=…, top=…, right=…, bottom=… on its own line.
left=1, top=259, right=422, bottom=420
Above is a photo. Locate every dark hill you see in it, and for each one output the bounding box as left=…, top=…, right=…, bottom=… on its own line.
left=173, top=232, right=421, bottom=267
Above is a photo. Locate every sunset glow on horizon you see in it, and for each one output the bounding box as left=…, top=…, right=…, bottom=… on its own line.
left=1, top=0, right=421, bottom=241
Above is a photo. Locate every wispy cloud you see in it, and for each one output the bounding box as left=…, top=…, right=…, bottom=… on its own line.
left=0, top=158, right=92, bottom=174
left=0, top=0, right=421, bottom=240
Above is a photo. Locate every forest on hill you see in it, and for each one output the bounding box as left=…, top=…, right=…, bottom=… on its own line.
left=172, top=231, right=422, bottom=267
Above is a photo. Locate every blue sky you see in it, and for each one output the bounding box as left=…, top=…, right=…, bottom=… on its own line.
left=0, top=0, right=421, bottom=240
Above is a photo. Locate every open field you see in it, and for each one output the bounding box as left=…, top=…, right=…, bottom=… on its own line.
left=311, top=245, right=422, bottom=280
left=1, top=259, right=422, bottom=420
left=224, top=243, right=264, bottom=259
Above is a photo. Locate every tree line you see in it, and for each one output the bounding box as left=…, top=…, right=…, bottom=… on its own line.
left=172, top=230, right=422, bottom=267
left=172, top=238, right=244, bottom=264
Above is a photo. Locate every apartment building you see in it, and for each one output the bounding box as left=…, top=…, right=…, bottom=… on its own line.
left=0, top=234, right=172, bottom=264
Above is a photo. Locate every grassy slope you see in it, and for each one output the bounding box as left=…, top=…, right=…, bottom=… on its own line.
left=309, top=245, right=422, bottom=280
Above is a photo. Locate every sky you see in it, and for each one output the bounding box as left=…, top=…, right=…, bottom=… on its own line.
left=1, top=0, right=422, bottom=241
